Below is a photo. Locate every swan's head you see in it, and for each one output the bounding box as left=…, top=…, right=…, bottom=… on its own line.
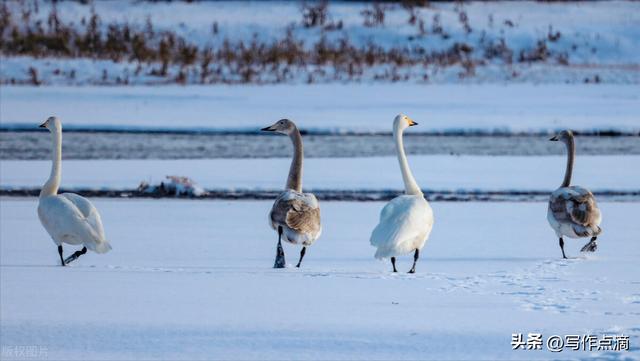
left=550, top=130, right=574, bottom=143
left=261, top=119, right=296, bottom=135
left=39, top=116, right=61, bottom=132
left=394, top=114, right=418, bottom=131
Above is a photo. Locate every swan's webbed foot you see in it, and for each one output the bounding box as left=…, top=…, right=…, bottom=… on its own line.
left=580, top=237, right=598, bottom=253
left=58, top=245, right=65, bottom=266
left=64, top=247, right=87, bottom=265
left=558, top=237, right=567, bottom=259
left=391, top=257, right=398, bottom=273
left=408, top=249, right=419, bottom=274
left=274, top=227, right=286, bottom=269
left=295, top=246, right=306, bottom=268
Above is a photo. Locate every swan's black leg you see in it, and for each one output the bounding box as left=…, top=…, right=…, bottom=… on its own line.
left=274, top=226, right=286, bottom=269
left=64, top=247, right=87, bottom=265
left=391, top=257, right=398, bottom=273
left=58, top=245, right=65, bottom=266
left=559, top=237, right=567, bottom=259
left=408, top=249, right=420, bottom=274
left=580, top=236, right=598, bottom=253
left=296, top=247, right=306, bottom=268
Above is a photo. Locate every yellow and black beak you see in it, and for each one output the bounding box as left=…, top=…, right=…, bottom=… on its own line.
left=408, top=118, right=418, bottom=127
left=38, top=122, right=47, bottom=128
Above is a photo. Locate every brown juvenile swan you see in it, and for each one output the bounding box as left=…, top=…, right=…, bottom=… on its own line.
left=547, top=130, right=602, bottom=258
left=261, top=119, right=321, bottom=268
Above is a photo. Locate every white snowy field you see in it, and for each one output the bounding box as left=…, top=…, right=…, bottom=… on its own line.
left=10, top=0, right=639, bottom=63
left=1, top=84, right=639, bottom=134
left=2, top=0, right=639, bottom=86
left=1, top=198, right=638, bottom=360
left=1, top=155, right=638, bottom=193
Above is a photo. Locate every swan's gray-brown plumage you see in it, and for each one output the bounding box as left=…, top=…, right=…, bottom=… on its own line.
left=549, top=187, right=601, bottom=237
left=270, top=194, right=321, bottom=243
left=261, top=119, right=322, bottom=268
left=547, top=130, right=602, bottom=258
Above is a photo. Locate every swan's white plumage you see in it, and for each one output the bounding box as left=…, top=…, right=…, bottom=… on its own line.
left=370, top=195, right=433, bottom=259
left=280, top=189, right=319, bottom=209
left=38, top=194, right=111, bottom=253
left=37, top=116, right=111, bottom=255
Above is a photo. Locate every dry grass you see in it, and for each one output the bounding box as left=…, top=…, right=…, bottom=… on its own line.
left=1, top=1, right=571, bottom=85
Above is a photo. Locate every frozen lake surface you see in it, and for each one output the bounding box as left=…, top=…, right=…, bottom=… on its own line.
left=2, top=84, right=639, bottom=135
left=1, top=198, right=638, bottom=360
left=2, top=132, right=639, bottom=160
left=3, top=156, right=638, bottom=193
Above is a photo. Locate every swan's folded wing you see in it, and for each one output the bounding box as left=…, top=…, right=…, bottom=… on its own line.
left=551, top=187, right=600, bottom=227
left=379, top=196, right=401, bottom=221
left=59, top=193, right=93, bottom=216
left=567, top=188, right=601, bottom=226
left=60, top=193, right=106, bottom=240
left=371, top=196, right=431, bottom=248
left=549, top=193, right=571, bottom=223
left=285, top=197, right=321, bottom=235
left=270, top=198, right=288, bottom=227
left=271, top=191, right=320, bottom=233
left=39, top=196, right=100, bottom=244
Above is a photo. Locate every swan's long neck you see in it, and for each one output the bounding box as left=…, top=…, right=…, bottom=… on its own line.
left=40, top=127, right=62, bottom=197
left=394, top=127, right=422, bottom=196
left=286, top=127, right=303, bottom=192
left=561, top=136, right=575, bottom=188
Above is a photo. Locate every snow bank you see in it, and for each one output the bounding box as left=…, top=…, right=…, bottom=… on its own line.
left=2, top=1, right=639, bottom=84
left=138, top=175, right=206, bottom=197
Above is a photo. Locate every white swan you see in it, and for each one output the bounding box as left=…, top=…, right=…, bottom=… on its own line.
left=37, top=116, right=112, bottom=266
left=547, top=130, right=602, bottom=258
left=370, top=114, right=434, bottom=273
left=262, top=119, right=321, bottom=268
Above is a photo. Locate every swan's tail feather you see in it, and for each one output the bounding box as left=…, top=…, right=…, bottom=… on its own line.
left=93, top=240, right=112, bottom=254
left=374, top=245, right=393, bottom=260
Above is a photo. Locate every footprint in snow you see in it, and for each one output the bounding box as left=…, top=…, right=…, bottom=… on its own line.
left=622, top=294, right=640, bottom=304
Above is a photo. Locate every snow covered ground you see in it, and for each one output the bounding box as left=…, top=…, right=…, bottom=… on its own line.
left=11, top=0, right=639, bottom=62
left=2, top=155, right=638, bottom=193
left=3, top=57, right=638, bottom=86
left=2, top=1, right=639, bottom=85
left=1, top=84, right=639, bottom=134
left=1, top=198, right=638, bottom=360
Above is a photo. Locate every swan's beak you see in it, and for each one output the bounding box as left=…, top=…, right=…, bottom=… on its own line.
left=549, top=135, right=558, bottom=141
left=261, top=125, right=276, bottom=132
left=408, top=118, right=418, bottom=127
left=38, top=122, right=47, bottom=128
